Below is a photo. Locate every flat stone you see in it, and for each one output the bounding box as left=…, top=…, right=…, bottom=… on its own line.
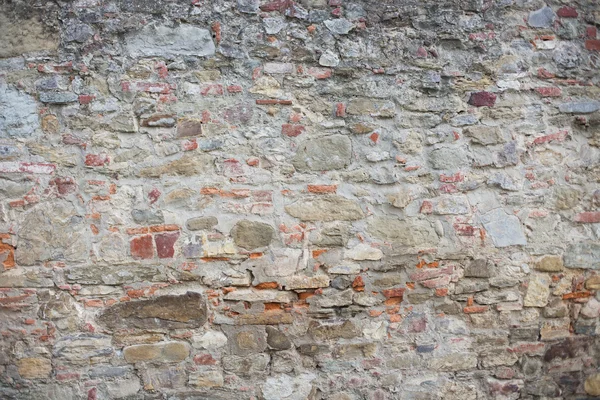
left=262, top=373, right=315, bottom=400
left=524, top=274, right=550, bottom=307
left=328, top=263, right=361, bottom=275
left=132, top=209, right=164, bottom=225
left=98, top=292, right=208, bottom=330
left=234, top=312, right=294, bottom=325
left=292, top=135, right=352, bottom=171
left=324, top=19, right=354, bottom=35
left=431, top=195, right=471, bottom=215
left=464, top=259, right=491, bottom=278
left=231, top=220, right=274, bottom=250
left=463, top=125, right=505, bottom=145
left=39, top=92, right=78, bottom=104
left=186, top=216, right=218, bottom=231
left=316, top=288, right=353, bottom=307
left=528, top=6, right=556, bottom=28
left=266, top=327, right=292, bottom=350
left=534, top=255, right=563, bottom=272
left=564, top=242, right=600, bottom=269
left=540, top=319, right=571, bottom=341
left=310, top=320, right=359, bottom=340
left=558, top=101, right=600, bottom=114
left=428, top=147, right=468, bottom=170
left=17, top=358, right=52, bottom=379
left=52, top=334, right=113, bottom=364
left=123, top=342, right=190, bottom=363
left=189, top=370, right=224, bottom=388
left=224, top=289, right=294, bottom=303
left=285, top=275, right=330, bottom=289
left=346, top=98, right=395, bottom=118
left=345, top=243, right=383, bottom=260
left=285, top=195, right=364, bottom=221
left=428, top=353, right=478, bottom=371
left=0, top=83, right=39, bottom=138
left=118, top=0, right=167, bottom=13
left=367, top=217, right=439, bottom=247
left=192, top=331, right=228, bottom=350
left=480, top=208, right=527, bottom=247
left=125, top=24, right=215, bottom=58
left=16, top=200, right=88, bottom=266
left=138, top=154, right=214, bottom=178
left=141, top=365, right=187, bottom=390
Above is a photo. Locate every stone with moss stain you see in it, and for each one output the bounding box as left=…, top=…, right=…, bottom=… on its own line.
left=186, top=216, right=218, bottom=231
left=346, top=98, right=395, bottom=118
left=266, top=327, right=292, bottom=350
left=554, top=186, right=580, bottom=210
left=123, top=342, right=190, bottom=363
left=534, top=255, right=563, bottom=272
left=285, top=195, right=364, bottom=222
left=292, top=135, right=352, bottom=171
left=310, top=320, right=359, bottom=340
left=231, top=220, right=274, bottom=250
left=0, top=6, right=59, bottom=58
left=98, top=292, right=207, bottom=330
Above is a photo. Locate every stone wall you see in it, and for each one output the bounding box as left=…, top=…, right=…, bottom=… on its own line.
left=0, top=0, right=600, bottom=398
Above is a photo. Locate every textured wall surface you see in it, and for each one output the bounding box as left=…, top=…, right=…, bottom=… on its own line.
left=1, top=0, right=600, bottom=398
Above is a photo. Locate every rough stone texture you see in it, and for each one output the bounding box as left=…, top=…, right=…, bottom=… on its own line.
left=1, top=1, right=600, bottom=399
left=231, top=219, right=274, bottom=250
left=98, top=292, right=208, bottom=330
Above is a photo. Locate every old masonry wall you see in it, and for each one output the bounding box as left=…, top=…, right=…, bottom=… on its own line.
left=1, top=0, right=600, bottom=399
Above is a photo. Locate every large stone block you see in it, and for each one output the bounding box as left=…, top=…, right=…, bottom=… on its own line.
left=285, top=195, right=364, bottom=221
left=125, top=24, right=216, bottom=58
left=292, top=135, right=352, bottom=171
left=98, top=292, right=208, bottom=330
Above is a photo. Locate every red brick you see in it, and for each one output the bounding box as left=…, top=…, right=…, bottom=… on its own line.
left=50, top=177, right=77, bottom=196
left=574, top=212, right=600, bottom=223
left=534, top=87, right=561, bottom=97
left=556, top=6, right=578, bottom=18
left=281, top=124, right=305, bottom=137
left=227, top=85, right=243, bottom=93
left=587, top=27, right=597, bottom=39
left=131, top=235, right=153, bottom=259
left=532, top=130, right=568, bottom=145
left=468, top=91, right=496, bottom=107
left=336, top=102, right=346, bottom=117
left=307, top=184, right=337, bottom=194
left=585, top=40, right=600, bottom=51
left=537, top=68, right=555, bottom=79
left=200, top=84, right=224, bottom=96
left=439, top=172, right=464, bottom=183
left=307, top=67, right=332, bottom=79
left=194, top=353, right=217, bottom=365
left=256, top=99, right=292, bottom=105
left=85, top=154, right=109, bottom=167
left=382, top=288, right=405, bottom=298
left=463, top=305, right=488, bottom=314
left=155, top=232, right=180, bottom=259
left=149, top=188, right=161, bottom=204
left=78, top=94, right=95, bottom=104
